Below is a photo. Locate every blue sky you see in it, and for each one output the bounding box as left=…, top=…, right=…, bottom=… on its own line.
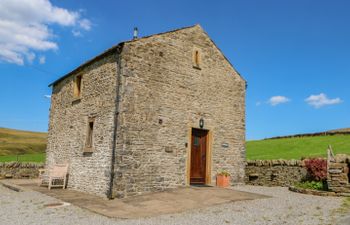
left=0, top=0, right=349, bottom=140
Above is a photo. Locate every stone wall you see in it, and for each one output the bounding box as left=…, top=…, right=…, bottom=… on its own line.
left=327, top=153, right=350, bottom=193
left=46, top=52, right=119, bottom=197
left=112, top=25, right=246, bottom=198
left=0, top=162, right=44, bottom=179
left=245, top=160, right=307, bottom=187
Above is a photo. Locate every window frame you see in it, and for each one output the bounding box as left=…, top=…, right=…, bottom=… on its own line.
left=84, top=117, right=95, bottom=152
left=192, top=48, right=202, bottom=70
left=73, top=74, right=83, bottom=99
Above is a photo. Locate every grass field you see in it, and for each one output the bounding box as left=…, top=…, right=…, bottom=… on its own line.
left=0, top=153, right=45, bottom=162
left=0, top=127, right=46, bottom=162
left=247, top=135, right=350, bottom=160
left=0, top=127, right=349, bottom=162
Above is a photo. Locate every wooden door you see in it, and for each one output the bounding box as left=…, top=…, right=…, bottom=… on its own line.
left=190, top=129, right=208, bottom=184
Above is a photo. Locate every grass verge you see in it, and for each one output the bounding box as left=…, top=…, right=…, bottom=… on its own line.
left=247, top=135, right=350, bottom=160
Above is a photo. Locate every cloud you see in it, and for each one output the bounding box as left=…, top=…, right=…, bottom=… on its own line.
left=305, top=93, right=342, bottom=108
left=44, top=95, right=51, bottom=99
left=39, top=56, right=46, bottom=64
left=79, top=19, right=91, bottom=31
left=0, top=0, right=91, bottom=65
left=268, top=96, right=290, bottom=106
left=72, top=30, right=82, bottom=37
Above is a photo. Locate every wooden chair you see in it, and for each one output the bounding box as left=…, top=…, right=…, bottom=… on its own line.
left=38, top=164, right=69, bottom=190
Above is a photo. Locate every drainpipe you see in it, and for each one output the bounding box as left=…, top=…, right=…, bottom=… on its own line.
left=108, top=44, right=124, bottom=199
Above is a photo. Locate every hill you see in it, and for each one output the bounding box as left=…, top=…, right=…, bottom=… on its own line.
left=247, top=134, right=350, bottom=160
left=0, top=127, right=47, bottom=162
left=266, top=127, right=350, bottom=140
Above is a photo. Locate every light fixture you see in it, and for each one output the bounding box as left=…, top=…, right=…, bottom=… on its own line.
left=199, top=118, right=204, bottom=129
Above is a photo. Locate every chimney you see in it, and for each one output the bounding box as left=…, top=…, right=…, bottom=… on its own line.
left=133, top=27, right=138, bottom=39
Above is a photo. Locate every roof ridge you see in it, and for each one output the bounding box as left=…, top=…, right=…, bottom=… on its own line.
left=124, top=24, right=199, bottom=44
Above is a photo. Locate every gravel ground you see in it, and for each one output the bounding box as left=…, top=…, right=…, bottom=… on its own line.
left=0, top=185, right=348, bottom=225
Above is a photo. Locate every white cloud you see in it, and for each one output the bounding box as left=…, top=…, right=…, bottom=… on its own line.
left=72, top=30, right=82, bottom=37
left=0, top=0, right=91, bottom=65
left=305, top=93, right=342, bottom=108
left=39, top=56, right=46, bottom=64
left=44, top=95, right=51, bottom=99
left=79, top=19, right=91, bottom=31
left=268, top=96, right=290, bottom=106
left=26, top=52, right=36, bottom=64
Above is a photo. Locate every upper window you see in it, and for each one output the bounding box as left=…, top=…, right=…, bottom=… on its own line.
left=73, top=75, right=82, bottom=98
left=192, top=48, right=201, bottom=69
left=194, top=51, right=200, bottom=66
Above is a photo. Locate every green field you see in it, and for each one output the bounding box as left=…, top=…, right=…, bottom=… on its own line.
left=0, top=127, right=349, bottom=162
left=0, top=127, right=47, bottom=162
left=0, top=153, right=45, bottom=162
left=247, top=135, right=350, bottom=160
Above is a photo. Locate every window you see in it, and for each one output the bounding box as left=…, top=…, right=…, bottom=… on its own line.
left=192, top=49, right=201, bottom=69
left=194, top=136, right=200, bottom=146
left=195, top=50, right=200, bottom=67
left=85, top=118, right=94, bottom=151
left=73, top=75, right=82, bottom=98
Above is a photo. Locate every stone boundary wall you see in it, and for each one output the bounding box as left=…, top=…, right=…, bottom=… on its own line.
left=266, top=131, right=350, bottom=140
left=0, top=162, right=44, bottom=179
left=327, top=153, right=350, bottom=193
left=245, top=160, right=307, bottom=187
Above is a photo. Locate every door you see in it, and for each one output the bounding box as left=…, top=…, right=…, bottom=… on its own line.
left=190, top=129, right=208, bottom=184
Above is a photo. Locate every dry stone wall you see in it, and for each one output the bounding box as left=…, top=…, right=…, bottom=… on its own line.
left=0, top=162, right=44, bottom=179
left=245, top=160, right=307, bottom=187
left=327, top=154, right=350, bottom=193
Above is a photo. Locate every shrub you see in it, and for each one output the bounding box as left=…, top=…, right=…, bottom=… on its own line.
left=217, top=170, right=230, bottom=177
left=304, top=158, right=327, bottom=181
left=295, top=181, right=325, bottom=190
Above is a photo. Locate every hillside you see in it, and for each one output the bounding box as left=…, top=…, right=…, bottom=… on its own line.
left=266, top=127, right=350, bottom=140
left=247, top=134, right=350, bottom=160
left=0, top=127, right=47, bottom=161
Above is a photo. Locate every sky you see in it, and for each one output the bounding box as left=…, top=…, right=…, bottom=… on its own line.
left=0, top=0, right=349, bottom=140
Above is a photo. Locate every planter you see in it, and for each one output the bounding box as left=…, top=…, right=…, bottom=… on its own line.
left=216, top=175, right=230, bottom=188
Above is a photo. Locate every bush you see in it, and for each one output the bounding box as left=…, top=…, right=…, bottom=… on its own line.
left=304, top=158, right=327, bottom=181
left=295, top=181, right=325, bottom=191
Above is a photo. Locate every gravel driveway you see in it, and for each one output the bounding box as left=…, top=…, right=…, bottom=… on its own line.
left=0, top=184, right=348, bottom=225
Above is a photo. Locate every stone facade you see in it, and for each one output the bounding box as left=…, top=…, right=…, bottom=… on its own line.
left=0, top=162, right=44, bottom=179
left=245, top=160, right=307, bottom=187
left=47, top=52, right=118, bottom=197
left=46, top=25, right=246, bottom=198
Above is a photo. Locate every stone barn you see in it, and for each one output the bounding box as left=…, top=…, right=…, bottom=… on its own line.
left=46, top=24, right=246, bottom=199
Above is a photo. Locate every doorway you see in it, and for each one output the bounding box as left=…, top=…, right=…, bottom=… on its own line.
left=190, top=128, right=208, bottom=185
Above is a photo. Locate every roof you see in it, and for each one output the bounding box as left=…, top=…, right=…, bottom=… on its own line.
left=49, top=24, right=245, bottom=87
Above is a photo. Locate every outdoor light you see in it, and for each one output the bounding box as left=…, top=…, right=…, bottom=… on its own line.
left=199, top=118, right=204, bottom=129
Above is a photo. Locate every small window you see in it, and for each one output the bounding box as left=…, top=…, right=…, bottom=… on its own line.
left=192, top=49, right=201, bottom=69
left=85, top=118, right=94, bottom=151
left=73, top=75, right=82, bottom=98
left=195, top=51, right=200, bottom=66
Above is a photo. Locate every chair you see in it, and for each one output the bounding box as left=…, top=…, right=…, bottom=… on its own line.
left=38, top=164, right=69, bottom=190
